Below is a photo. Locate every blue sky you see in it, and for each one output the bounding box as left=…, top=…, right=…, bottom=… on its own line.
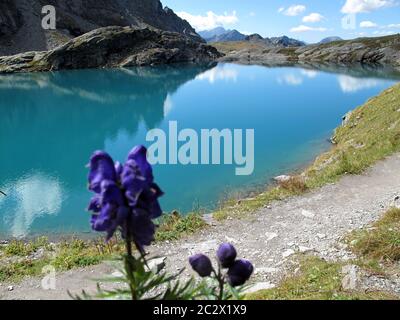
left=163, top=0, right=400, bottom=43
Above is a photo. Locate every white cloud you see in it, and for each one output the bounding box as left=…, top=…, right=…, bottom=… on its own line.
left=290, top=25, right=327, bottom=32
left=373, top=30, right=396, bottom=35
left=177, top=11, right=238, bottom=31
left=302, top=13, right=324, bottom=23
left=280, top=5, right=307, bottom=16
left=387, top=23, right=400, bottom=28
left=360, top=20, right=378, bottom=28
left=341, top=0, right=394, bottom=14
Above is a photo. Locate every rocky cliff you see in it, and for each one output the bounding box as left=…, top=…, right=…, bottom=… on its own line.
left=217, top=34, right=400, bottom=69
left=0, top=0, right=201, bottom=56
left=0, top=26, right=222, bottom=73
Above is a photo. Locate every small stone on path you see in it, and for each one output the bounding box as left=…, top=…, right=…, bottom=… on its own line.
left=282, top=249, right=295, bottom=258
left=245, top=282, right=276, bottom=294
left=301, top=209, right=315, bottom=218
left=265, top=232, right=278, bottom=241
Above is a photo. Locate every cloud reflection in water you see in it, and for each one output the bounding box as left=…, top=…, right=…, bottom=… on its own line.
left=1, top=173, right=63, bottom=238
left=338, top=75, right=380, bottom=93
left=196, top=65, right=238, bottom=84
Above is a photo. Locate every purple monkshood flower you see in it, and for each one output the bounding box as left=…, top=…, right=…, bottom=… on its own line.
left=189, top=254, right=213, bottom=277
left=87, top=145, right=163, bottom=250
left=189, top=244, right=254, bottom=289
left=217, top=243, right=237, bottom=268
left=227, top=259, right=254, bottom=287
left=88, top=151, right=117, bottom=194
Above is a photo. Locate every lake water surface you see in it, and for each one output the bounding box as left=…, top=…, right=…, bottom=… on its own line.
left=0, top=63, right=398, bottom=238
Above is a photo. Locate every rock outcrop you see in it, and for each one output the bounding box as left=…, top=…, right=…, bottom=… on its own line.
left=219, top=34, right=400, bottom=69
left=295, top=35, right=400, bottom=65
left=0, top=26, right=222, bottom=73
left=0, top=0, right=202, bottom=56
left=245, top=34, right=264, bottom=42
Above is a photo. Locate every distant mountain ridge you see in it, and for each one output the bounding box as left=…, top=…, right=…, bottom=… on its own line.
left=319, top=37, right=344, bottom=44
left=198, top=27, right=227, bottom=40
left=199, top=27, right=247, bottom=42
left=200, top=28, right=305, bottom=47
left=208, top=30, right=247, bottom=43
left=245, top=33, right=305, bottom=47
left=0, top=0, right=202, bottom=56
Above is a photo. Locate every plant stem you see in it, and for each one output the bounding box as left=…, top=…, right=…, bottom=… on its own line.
left=124, top=221, right=136, bottom=300
left=214, top=266, right=224, bottom=300
left=218, top=277, right=224, bottom=301
left=125, top=237, right=133, bottom=257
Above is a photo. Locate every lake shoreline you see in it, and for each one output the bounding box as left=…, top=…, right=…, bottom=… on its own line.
left=1, top=81, right=400, bottom=294
left=0, top=68, right=398, bottom=241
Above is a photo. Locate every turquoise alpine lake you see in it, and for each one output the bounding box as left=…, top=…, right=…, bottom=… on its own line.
left=0, top=63, right=398, bottom=238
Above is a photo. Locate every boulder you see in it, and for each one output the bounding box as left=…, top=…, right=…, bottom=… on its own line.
left=274, top=175, right=292, bottom=183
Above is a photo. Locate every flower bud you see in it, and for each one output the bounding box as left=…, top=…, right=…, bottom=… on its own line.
left=189, top=254, right=213, bottom=277
left=217, top=243, right=237, bottom=268
left=227, top=259, right=254, bottom=287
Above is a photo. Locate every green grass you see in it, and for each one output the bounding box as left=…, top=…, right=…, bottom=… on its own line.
left=0, top=211, right=208, bottom=283
left=347, top=208, right=400, bottom=273
left=0, top=238, right=123, bottom=283
left=213, top=186, right=296, bottom=220
left=51, top=239, right=121, bottom=270
left=2, top=237, right=50, bottom=257
left=246, top=256, right=397, bottom=300
left=155, top=211, right=208, bottom=242
left=214, top=83, right=400, bottom=221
